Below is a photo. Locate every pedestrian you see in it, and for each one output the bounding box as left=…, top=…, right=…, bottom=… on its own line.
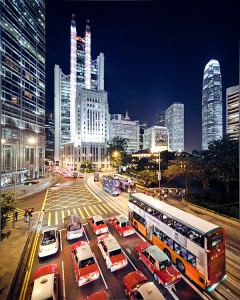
left=15, top=211, right=18, bottom=221
left=24, top=209, right=28, bottom=222
left=164, top=193, right=168, bottom=202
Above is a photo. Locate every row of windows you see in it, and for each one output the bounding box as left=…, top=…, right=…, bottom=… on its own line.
left=130, top=198, right=204, bottom=247
left=132, top=211, right=197, bottom=268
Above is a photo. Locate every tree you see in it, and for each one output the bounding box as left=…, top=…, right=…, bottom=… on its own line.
left=163, top=154, right=196, bottom=195
left=1, top=192, right=15, bottom=239
left=80, top=160, right=93, bottom=172
left=206, top=136, right=239, bottom=195
left=107, top=137, right=128, bottom=168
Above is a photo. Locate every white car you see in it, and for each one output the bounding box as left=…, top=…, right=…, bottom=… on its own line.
left=38, top=227, right=59, bottom=258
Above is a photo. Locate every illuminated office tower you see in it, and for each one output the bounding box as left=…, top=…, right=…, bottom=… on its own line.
left=0, top=0, right=46, bottom=183
left=165, top=102, right=184, bottom=152
left=226, top=85, right=239, bottom=140
left=54, top=15, right=108, bottom=170
left=143, top=126, right=169, bottom=153
left=110, top=112, right=140, bottom=154
left=202, top=59, right=223, bottom=150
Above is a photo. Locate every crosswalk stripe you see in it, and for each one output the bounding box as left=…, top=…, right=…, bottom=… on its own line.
left=88, top=206, right=96, bottom=215
left=102, top=203, right=113, bottom=212
left=48, top=213, right=51, bottom=227
left=62, top=211, right=65, bottom=223
left=78, top=208, right=84, bottom=219
left=67, top=209, right=71, bottom=216
left=55, top=211, right=58, bottom=225
left=93, top=205, right=102, bottom=214
left=73, top=208, right=77, bottom=215
left=98, top=204, right=108, bottom=214
left=83, top=207, right=90, bottom=217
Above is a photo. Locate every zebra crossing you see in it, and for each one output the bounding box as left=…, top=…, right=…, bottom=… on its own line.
left=42, top=202, right=115, bottom=227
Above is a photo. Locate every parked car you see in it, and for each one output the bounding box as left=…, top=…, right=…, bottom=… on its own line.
left=38, top=227, right=59, bottom=258
left=97, top=233, right=128, bottom=272
left=64, top=214, right=83, bottom=240
left=87, top=215, right=108, bottom=235
left=71, top=241, right=100, bottom=286
left=109, top=215, right=135, bottom=237
left=29, top=264, right=60, bottom=300
left=85, top=290, right=108, bottom=300
left=134, top=241, right=181, bottom=287
left=123, top=270, right=165, bottom=300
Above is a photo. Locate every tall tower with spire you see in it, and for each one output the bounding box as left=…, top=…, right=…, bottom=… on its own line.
left=202, top=59, right=222, bottom=150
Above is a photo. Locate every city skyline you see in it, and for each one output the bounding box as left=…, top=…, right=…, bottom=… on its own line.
left=45, top=0, right=239, bottom=153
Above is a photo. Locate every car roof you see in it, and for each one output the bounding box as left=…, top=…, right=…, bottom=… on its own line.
left=41, top=227, right=58, bottom=234
left=102, top=234, right=120, bottom=251
left=146, top=245, right=168, bottom=262
left=93, top=215, right=103, bottom=222
left=75, top=243, right=94, bottom=261
left=32, top=273, right=54, bottom=300
left=115, top=215, right=128, bottom=223
left=138, top=282, right=165, bottom=300
left=65, top=214, right=81, bottom=225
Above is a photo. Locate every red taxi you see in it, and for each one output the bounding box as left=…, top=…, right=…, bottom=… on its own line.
left=87, top=215, right=108, bottom=235
left=109, top=215, right=135, bottom=237
left=85, top=290, right=108, bottom=300
left=97, top=233, right=128, bottom=272
left=71, top=241, right=100, bottom=286
left=134, top=241, right=181, bottom=288
left=29, top=264, right=60, bottom=300
left=123, top=270, right=165, bottom=300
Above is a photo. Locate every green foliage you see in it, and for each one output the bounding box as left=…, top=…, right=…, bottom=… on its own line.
left=80, top=160, right=93, bottom=172
left=1, top=192, right=16, bottom=230
left=107, top=136, right=129, bottom=168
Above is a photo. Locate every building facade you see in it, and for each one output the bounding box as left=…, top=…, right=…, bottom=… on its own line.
left=143, top=125, right=169, bottom=153
left=45, top=113, right=54, bottom=162
left=226, top=85, right=239, bottom=140
left=55, top=15, right=109, bottom=171
left=0, top=0, right=46, bottom=184
left=109, top=112, right=140, bottom=154
left=165, top=102, right=184, bottom=152
left=202, top=59, right=223, bottom=150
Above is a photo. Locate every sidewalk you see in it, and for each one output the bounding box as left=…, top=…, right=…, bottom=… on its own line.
left=0, top=176, right=54, bottom=300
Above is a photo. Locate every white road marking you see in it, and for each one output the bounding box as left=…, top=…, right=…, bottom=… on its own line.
left=93, top=253, right=108, bottom=290
left=122, top=249, right=138, bottom=271
left=62, top=261, right=66, bottom=300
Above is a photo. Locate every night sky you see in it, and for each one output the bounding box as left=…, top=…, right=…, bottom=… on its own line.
left=45, top=0, right=239, bottom=153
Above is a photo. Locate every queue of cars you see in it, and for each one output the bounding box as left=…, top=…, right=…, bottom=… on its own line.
left=32, top=213, right=181, bottom=299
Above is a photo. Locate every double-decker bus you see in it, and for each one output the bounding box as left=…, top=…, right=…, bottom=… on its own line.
left=119, top=177, right=136, bottom=193
left=128, top=193, right=226, bottom=292
left=102, top=176, right=120, bottom=196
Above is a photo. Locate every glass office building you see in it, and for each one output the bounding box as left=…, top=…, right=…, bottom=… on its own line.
left=0, top=0, right=46, bottom=183
left=226, top=85, right=239, bottom=141
left=202, top=59, right=222, bottom=150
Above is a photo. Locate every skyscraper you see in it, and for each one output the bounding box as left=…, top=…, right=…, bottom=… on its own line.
left=0, top=0, right=46, bottom=182
left=54, top=15, right=108, bottom=170
left=226, top=85, right=239, bottom=140
left=202, top=59, right=223, bottom=150
left=110, top=112, right=140, bottom=154
left=165, top=102, right=184, bottom=152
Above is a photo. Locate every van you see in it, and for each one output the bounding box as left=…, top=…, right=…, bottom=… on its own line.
left=64, top=215, right=83, bottom=240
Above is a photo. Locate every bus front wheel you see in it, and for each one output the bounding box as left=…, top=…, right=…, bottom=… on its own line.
left=164, top=249, right=171, bottom=260
left=176, top=259, right=186, bottom=274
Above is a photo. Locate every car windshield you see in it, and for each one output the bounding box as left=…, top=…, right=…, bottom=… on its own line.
left=95, top=220, right=104, bottom=226
left=134, top=279, right=148, bottom=289
left=121, top=221, right=130, bottom=227
left=41, top=231, right=56, bottom=245
left=79, top=257, right=95, bottom=268
left=159, top=259, right=172, bottom=270
left=69, top=224, right=81, bottom=231
left=109, top=248, right=122, bottom=257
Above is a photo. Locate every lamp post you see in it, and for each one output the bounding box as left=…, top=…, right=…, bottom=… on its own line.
left=158, top=151, right=161, bottom=200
